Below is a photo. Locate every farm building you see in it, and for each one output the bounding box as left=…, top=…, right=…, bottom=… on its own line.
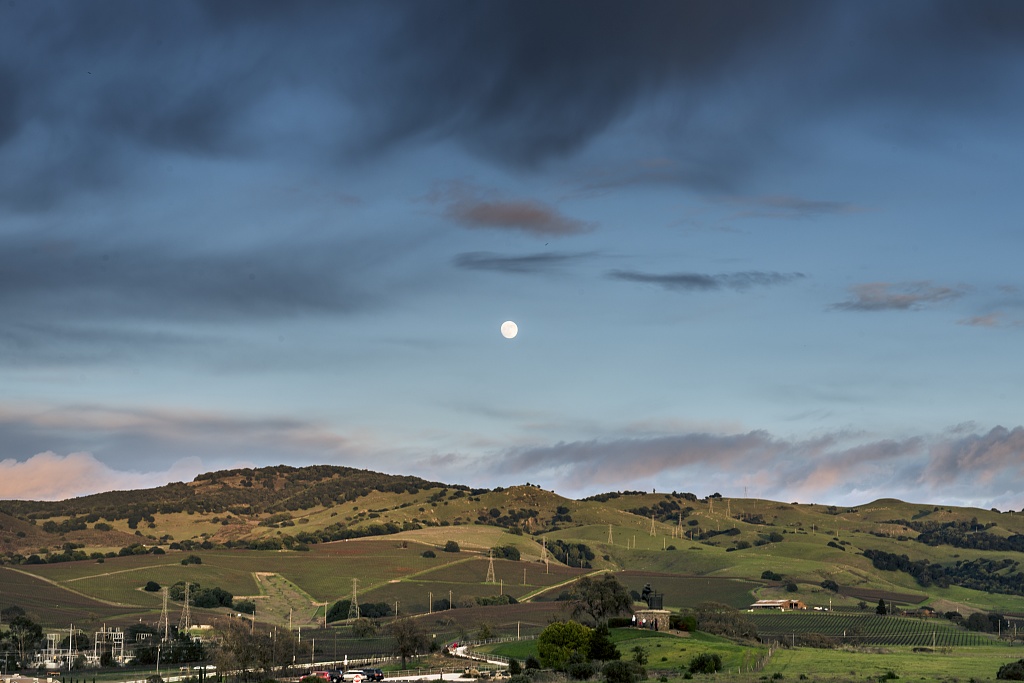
left=750, top=599, right=807, bottom=611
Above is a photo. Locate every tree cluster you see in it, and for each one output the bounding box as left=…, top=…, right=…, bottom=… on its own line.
left=568, top=574, right=634, bottom=625
left=325, top=600, right=394, bottom=623
left=864, top=548, right=1024, bottom=595
left=547, top=540, right=595, bottom=568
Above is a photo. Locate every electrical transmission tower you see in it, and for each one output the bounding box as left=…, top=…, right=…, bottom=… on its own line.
left=158, top=587, right=170, bottom=641
left=178, top=583, right=191, bottom=632
left=347, top=579, right=360, bottom=621
left=542, top=538, right=549, bottom=573
left=608, top=524, right=613, bottom=544
left=649, top=514, right=656, bottom=536
left=485, top=550, right=496, bottom=583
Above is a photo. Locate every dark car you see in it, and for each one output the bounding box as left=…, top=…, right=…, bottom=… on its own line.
left=361, top=669, right=384, bottom=682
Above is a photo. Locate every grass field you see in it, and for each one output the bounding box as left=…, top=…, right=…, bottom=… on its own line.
left=480, top=628, right=769, bottom=675
left=617, top=571, right=761, bottom=610
left=762, top=643, right=1022, bottom=682
left=480, top=627, right=1022, bottom=682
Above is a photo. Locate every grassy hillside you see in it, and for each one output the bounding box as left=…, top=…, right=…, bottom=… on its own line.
left=4, top=465, right=1024, bottom=637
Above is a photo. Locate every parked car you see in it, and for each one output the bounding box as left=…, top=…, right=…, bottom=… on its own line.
left=341, top=670, right=364, bottom=683
left=360, top=668, right=384, bottom=682
left=308, top=672, right=332, bottom=682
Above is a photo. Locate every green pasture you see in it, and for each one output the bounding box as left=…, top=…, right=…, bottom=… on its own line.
left=0, top=566, right=147, bottom=625
left=481, top=628, right=767, bottom=674
left=362, top=577, right=536, bottom=615
left=412, top=556, right=585, bottom=590
left=616, top=572, right=760, bottom=610
left=763, top=643, right=1021, bottom=682
left=392, top=526, right=531, bottom=554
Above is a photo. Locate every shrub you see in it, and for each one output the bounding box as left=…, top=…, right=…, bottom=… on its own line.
left=688, top=653, right=722, bottom=675
left=422, top=550, right=436, bottom=558
left=443, top=541, right=460, bottom=552
left=567, top=661, right=596, bottom=680
left=602, top=661, right=642, bottom=683
left=524, top=656, right=540, bottom=671
left=998, top=660, right=1024, bottom=680
left=233, top=599, right=256, bottom=614
left=670, top=613, right=697, bottom=631
left=144, top=581, right=161, bottom=592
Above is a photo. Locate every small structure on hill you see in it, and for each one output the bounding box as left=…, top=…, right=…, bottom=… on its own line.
left=634, top=583, right=669, bottom=630
left=641, top=583, right=664, bottom=610
left=632, top=609, right=670, bottom=631
left=749, top=599, right=807, bottom=611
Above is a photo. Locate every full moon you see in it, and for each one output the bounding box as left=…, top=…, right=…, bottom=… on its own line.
left=500, top=320, right=518, bottom=339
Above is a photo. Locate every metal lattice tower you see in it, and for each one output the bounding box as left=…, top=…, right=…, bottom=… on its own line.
left=608, top=524, right=613, bottom=544
left=178, top=582, right=191, bottom=632
left=347, top=579, right=360, bottom=621
left=485, top=550, right=496, bottom=583
left=158, top=587, right=170, bottom=641
left=649, top=514, right=656, bottom=536
left=542, top=538, right=549, bottom=573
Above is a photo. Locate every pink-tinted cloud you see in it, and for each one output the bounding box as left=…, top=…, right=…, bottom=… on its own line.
left=0, top=451, right=205, bottom=501
left=958, top=313, right=1002, bottom=327
left=428, top=182, right=592, bottom=237
left=832, top=281, right=965, bottom=311
left=481, top=426, right=1024, bottom=510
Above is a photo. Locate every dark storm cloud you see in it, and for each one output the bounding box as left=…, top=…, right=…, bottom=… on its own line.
left=350, top=1, right=1024, bottom=170
left=3, top=2, right=1024, bottom=207
left=609, top=270, right=805, bottom=292
left=454, top=251, right=590, bottom=274
left=831, top=282, right=965, bottom=311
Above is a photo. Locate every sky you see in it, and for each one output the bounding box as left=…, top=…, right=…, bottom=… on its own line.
left=2, top=1, right=1024, bottom=509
